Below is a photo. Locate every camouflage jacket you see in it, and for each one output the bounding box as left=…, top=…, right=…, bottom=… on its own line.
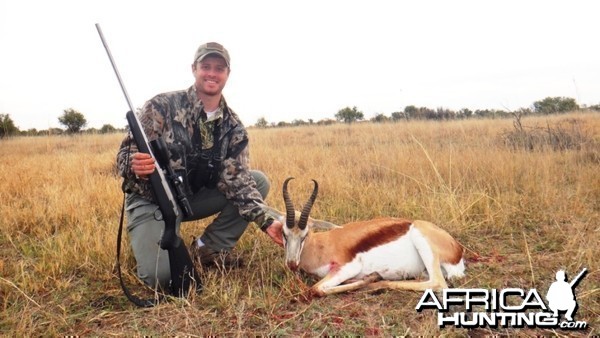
left=116, top=85, right=271, bottom=228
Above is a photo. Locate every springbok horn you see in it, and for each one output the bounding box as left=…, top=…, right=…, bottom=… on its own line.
left=282, top=177, right=296, bottom=228
left=298, top=179, right=319, bottom=230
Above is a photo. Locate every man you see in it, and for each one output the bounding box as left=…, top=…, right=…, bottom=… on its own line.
left=116, top=42, right=283, bottom=290
left=546, top=270, right=578, bottom=321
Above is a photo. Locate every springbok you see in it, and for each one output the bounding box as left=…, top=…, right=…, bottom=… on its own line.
left=262, top=177, right=465, bottom=297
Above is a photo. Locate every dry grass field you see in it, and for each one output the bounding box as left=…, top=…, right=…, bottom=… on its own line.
left=1, top=112, right=598, bottom=336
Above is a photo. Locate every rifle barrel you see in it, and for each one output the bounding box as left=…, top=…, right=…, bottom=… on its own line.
left=95, top=23, right=136, bottom=113
left=569, top=268, right=587, bottom=288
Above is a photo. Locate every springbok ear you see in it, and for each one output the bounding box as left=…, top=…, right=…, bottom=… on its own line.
left=307, top=217, right=341, bottom=230
left=258, top=203, right=285, bottom=223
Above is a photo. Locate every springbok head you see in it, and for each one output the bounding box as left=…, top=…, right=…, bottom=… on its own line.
left=260, top=177, right=339, bottom=271
left=280, top=177, right=319, bottom=271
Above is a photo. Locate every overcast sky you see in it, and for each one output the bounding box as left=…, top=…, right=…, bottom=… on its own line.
left=1, top=0, right=598, bottom=130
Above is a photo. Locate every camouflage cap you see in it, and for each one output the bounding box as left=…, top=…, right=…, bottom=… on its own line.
left=193, top=42, right=230, bottom=67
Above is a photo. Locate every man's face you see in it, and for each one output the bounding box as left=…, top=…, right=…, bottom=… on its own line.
left=192, top=55, right=230, bottom=96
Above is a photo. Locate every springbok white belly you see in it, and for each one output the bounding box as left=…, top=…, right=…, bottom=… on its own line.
left=311, top=227, right=426, bottom=281
left=355, top=230, right=425, bottom=280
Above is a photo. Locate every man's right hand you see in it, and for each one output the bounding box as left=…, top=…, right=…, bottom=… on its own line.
left=265, top=220, right=284, bottom=247
left=131, top=152, right=156, bottom=179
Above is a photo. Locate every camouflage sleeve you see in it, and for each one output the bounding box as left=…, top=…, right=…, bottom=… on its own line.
left=217, top=127, right=269, bottom=226
left=116, top=133, right=156, bottom=198
left=137, top=100, right=167, bottom=141
left=114, top=101, right=167, bottom=197
left=116, top=134, right=138, bottom=191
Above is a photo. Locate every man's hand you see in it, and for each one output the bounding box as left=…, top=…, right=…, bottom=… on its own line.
left=265, top=220, right=284, bottom=247
left=131, top=152, right=156, bottom=179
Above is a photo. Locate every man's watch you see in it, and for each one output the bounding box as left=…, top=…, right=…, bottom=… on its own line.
left=260, top=216, right=274, bottom=233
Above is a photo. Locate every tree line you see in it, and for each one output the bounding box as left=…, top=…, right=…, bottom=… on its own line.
left=254, top=97, right=599, bottom=128
left=0, top=108, right=122, bottom=138
left=1, top=96, right=599, bottom=138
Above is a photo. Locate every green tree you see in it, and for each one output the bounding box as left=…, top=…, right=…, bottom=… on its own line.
left=58, top=108, right=87, bottom=133
left=335, top=106, right=364, bottom=124
left=317, top=118, right=336, bottom=126
left=0, top=114, right=19, bottom=138
left=49, top=128, right=64, bottom=135
left=255, top=117, right=268, bottom=128
left=100, top=124, right=116, bottom=134
left=391, top=111, right=405, bottom=121
left=371, top=113, right=389, bottom=123
left=533, top=97, right=579, bottom=115
left=404, top=106, right=435, bottom=120
left=292, top=119, right=308, bottom=126
left=457, top=108, right=473, bottom=119
left=404, top=105, right=435, bottom=120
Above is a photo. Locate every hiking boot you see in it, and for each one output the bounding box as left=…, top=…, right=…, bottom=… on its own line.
left=190, top=239, right=244, bottom=269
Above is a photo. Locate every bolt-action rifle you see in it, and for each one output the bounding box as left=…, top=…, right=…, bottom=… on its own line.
left=569, top=268, right=587, bottom=288
left=96, top=23, right=200, bottom=306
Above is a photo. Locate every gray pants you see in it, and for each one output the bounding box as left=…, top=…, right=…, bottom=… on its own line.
left=126, top=170, right=270, bottom=288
